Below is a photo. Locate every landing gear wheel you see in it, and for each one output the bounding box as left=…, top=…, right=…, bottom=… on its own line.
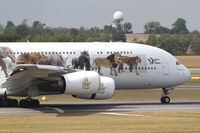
left=19, top=99, right=28, bottom=107
left=7, top=99, right=18, bottom=107
left=19, top=99, right=40, bottom=108
left=0, top=97, right=18, bottom=107
left=161, top=88, right=171, bottom=104
left=0, top=99, right=9, bottom=107
left=161, top=96, right=170, bottom=104
left=31, top=99, right=40, bottom=107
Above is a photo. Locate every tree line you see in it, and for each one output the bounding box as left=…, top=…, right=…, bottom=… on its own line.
left=144, top=18, right=200, bottom=55
left=144, top=18, right=189, bottom=34
left=0, top=20, right=133, bottom=42
left=0, top=18, right=199, bottom=55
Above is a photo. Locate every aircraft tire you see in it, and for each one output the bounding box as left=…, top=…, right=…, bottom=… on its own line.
left=0, top=99, right=9, bottom=107
left=31, top=99, right=40, bottom=107
left=19, top=99, right=29, bottom=108
left=19, top=99, right=40, bottom=108
left=7, top=99, right=18, bottom=107
left=161, top=96, right=170, bottom=104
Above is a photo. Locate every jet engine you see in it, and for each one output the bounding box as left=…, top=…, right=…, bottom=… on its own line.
left=62, top=71, right=101, bottom=95
left=72, top=76, right=115, bottom=100
left=37, top=71, right=115, bottom=100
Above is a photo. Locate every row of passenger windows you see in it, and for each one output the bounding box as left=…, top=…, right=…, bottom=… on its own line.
left=0, top=52, right=76, bottom=55
left=133, top=67, right=156, bottom=70
left=94, top=67, right=156, bottom=71
left=97, top=51, right=133, bottom=54
left=0, top=51, right=133, bottom=55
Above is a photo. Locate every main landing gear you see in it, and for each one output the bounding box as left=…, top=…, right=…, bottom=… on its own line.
left=0, top=94, right=40, bottom=108
left=0, top=96, right=18, bottom=107
left=160, top=88, right=171, bottom=104
left=19, top=98, right=40, bottom=108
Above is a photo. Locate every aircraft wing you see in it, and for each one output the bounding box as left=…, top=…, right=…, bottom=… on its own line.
left=1, top=64, right=76, bottom=95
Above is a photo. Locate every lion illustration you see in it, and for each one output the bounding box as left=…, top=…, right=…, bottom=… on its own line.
left=91, top=53, right=122, bottom=76
left=118, top=56, right=142, bottom=75
left=17, top=53, right=48, bottom=64
left=0, top=46, right=16, bottom=77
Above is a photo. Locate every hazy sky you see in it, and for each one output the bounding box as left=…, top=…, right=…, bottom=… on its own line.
left=0, top=0, right=199, bottom=33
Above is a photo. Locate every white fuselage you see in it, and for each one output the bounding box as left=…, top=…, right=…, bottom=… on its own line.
left=0, top=42, right=190, bottom=91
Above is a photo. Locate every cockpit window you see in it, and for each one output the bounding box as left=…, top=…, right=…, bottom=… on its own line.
left=176, top=61, right=181, bottom=65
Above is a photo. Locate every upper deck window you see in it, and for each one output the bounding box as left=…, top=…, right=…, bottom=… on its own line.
left=176, top=61, right=181, bottom=65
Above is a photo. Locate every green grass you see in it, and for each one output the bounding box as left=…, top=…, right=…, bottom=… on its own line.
left=188, top=66, right=200, bottom=68
left=190, top=70, right=200, bottom=75
left=0, top=112, right=200, bottom=133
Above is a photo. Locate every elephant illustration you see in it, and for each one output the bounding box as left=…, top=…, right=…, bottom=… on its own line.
left=0, top=46, right=16, bottom=78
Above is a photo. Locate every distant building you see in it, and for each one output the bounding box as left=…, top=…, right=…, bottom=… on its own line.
left=126, top=33, right=161, bottom=43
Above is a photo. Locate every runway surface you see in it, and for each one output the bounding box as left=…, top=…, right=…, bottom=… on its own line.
left=0, top=101, right=200, bottom=115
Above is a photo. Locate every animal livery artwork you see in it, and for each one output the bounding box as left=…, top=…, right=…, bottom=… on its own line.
left=0, top=47, right=146, bottom=78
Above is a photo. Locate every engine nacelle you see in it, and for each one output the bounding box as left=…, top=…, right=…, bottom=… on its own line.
left=63, top=71, right=100, bottom=95
left=73, top=76, right=115, bottom=100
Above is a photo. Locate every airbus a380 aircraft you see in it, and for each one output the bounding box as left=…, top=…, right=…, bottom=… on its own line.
left=0, top=42, right=190, bottom=107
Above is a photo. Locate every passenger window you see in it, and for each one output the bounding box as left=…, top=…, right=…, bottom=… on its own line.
left=176, top=61, right=180, bottom=65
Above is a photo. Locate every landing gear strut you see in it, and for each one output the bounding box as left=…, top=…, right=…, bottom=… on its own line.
left=19, top=97, right=40, bottom=108
left=160, top=88, right=171, bottom=104
left=0, top=93, right=18, bottom=107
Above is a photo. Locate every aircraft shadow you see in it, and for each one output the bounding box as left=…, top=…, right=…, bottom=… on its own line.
left=30, top=101, right=200, bottom=117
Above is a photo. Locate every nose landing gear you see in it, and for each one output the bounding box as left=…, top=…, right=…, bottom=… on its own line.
left=161, top=88, right=171, bottom=104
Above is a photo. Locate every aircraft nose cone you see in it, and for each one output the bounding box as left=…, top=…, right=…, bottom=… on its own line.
left=184, top=66, right=191, bottom=82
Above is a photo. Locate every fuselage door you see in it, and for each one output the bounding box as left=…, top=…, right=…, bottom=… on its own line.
left=162, top=62, right=169, bottom=75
